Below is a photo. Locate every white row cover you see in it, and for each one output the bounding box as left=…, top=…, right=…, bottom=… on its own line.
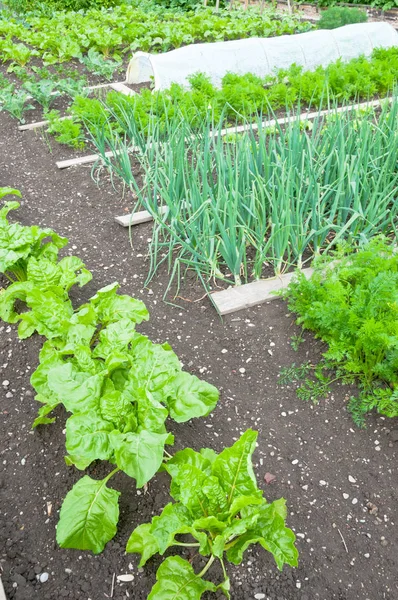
left=126, top=22, right=398, bottom=91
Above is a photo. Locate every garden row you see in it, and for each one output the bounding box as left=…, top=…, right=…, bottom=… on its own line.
left=0, top=3, right=311, bottom=66
left=53, top=46, right=398, bottom=148
left=0, top=187, right=298, bottom=597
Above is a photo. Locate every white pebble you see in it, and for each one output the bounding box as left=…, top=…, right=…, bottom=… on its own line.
left=39, top=573, right=49, bottom=583
left=364, top=553, right=370, bottom=558
left=117, top=574, right=135, bottom=582
left=254, top=594, right=266, bottom=600
left=239, top=368, right=246, bottom=374
left=319, top=480, right=327, bottom=487
left=221, top=349, right=228, bottom=354
left=348, top=475, right=356, bottom=483
left=292, top=459, right=299, bottom=465
left=352, top=498, right=358, bottom=505
left=343, top=493, right=349, bottom=500
left=2, top=380, right=9, bottom=387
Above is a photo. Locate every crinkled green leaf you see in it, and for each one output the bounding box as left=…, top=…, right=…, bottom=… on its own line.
left=148, top=556, right=216, bottom=600
left=202, top=475, right=229, bottom=514
left=166, top=371, right=219, bottom=423
left=228, top=495, right=264, bottom=519
left=227, top=501, right=298, bottom=569
left=0, top=281, right=32, bottom=323
left=56, top=475, right=120, bottom=554
left=110, top=429, right=170, bottom=487
left=26, top=256, right=60, bottom=288
left=128, top=338, right=181, bottom=404
left=18, top=286, right=73, bottom=339
left=90, top=282, right=149, bottom=324
left=32, top=402, right=59, bottom=428
left=150, top=502, right=208, bottom=555
left=73, top=345, right=99, bottom=374
left=217, top=576, right=231, bottom=600
left=211, top=429, right=261, bottom=506
left=58, top=255, right=92, bottom=290
left=47, top=362, right=103, bottom=414
left=126, top=523, right=159, bottom=566
left=136, top=389, right=168, bottom=432
left=192, top=516, right=227, bottom=534
left=93, top=318, right=137, bottom=358
left=99, top=384, right=135, bottom=430
left=65, top=410, right=115, bottom=470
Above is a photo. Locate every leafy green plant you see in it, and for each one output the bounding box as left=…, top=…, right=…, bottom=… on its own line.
left=0, top=5, right=312, bottom=67
left=0, top=84, right=34, bottom=122
left=317, top=0, right=394, bottom=12
left=23, top=78, right=60, bottom=110
left=127, top=429, right=298, bottom=598
left=80, top=47, right=122, bottom=80
left=46, top=110, right=85, bottom=149
left=0, top=189, right=220, bottom=554
left=317, top=7, right=367, bottom=30
left=284, top=237, right=398, bottom=424
left=0, top=192, right=91, bottom=338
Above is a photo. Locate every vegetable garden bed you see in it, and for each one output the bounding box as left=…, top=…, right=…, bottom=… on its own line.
left=1, top=3, right=398, bottom=599
left=1, top=91, right=398, bottom=600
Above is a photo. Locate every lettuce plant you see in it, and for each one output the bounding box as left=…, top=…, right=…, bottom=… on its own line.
left=127, top=429, right=298, bottom=598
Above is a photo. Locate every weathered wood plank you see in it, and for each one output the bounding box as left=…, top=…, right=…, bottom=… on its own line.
left=210, top=268, right=313, bottom=315
left=110, top=82, right=136, bottom=96
left=115, top=205, right=167, bottom=226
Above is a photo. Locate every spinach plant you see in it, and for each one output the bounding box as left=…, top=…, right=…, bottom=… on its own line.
left=127, top=429, right=298, bottom=598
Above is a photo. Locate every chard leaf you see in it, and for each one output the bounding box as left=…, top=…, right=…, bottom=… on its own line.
left=192, top=516, right=227, bottom=534
left=166, top=371, right=219, bottom=422
left=30, top=351, right=64, bottom=400
left=93, top=318, right=137, bottom=358
left=128, top=340, right=181, bottom=404
left=226, top=502, right=298, bottom=569
left=56, top=475, right=120, bottom=554
left=165, top=462, right=208, bottom=515
left=148, top=556, right=216, bottom=600
left=202, top=475, right=229, bottom=514
left=110, top=429, right=170, bottom=487
left=126, top=522, right=159, bottom=566
left=26, top=256, right=61, bottom=288
left=32, top=402, right=59, bottom=428
left=18, top=287, right=73, bottom=339
left=47, top=362, right=103, bottom=414
left=58, top=255, right=92, bottom=290
left=136, top=389, right=168, bottom=431
left=150, top=502, right=208, bottom=555
left=99, top=386, right=135, bottom=429
left=211, top=429, right=261, bottom=506
left=65, top=411, right=115, bottom=470
left=0, top=281, right=33, bottom=323
left=90, top=282, right=149, bottom=324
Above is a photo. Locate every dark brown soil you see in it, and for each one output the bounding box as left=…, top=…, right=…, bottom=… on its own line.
left=1, top=100, right=398, bottom=600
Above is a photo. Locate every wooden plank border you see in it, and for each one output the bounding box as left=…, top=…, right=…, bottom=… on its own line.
left=210, top=268, right=314, bottom=315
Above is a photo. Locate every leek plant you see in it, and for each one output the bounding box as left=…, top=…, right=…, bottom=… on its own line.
left=87, top=98, right=398, bottom=297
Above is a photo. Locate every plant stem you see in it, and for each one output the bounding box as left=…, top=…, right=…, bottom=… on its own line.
left=103, top=467, right=120, bottom=485
left=173, top=542, right=200, bottom=548
left=197, top=555, right=215, bottom=579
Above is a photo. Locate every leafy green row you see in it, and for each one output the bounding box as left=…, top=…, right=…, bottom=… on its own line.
left=0, top=189, right=298, bottom=596
left=284, top=237, right=398, bottom=425
left=48, top=46, right=398, bottom=148
left=315, top=0, right=395, bottom=12
left=0, top=4, right=311, bottom=66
